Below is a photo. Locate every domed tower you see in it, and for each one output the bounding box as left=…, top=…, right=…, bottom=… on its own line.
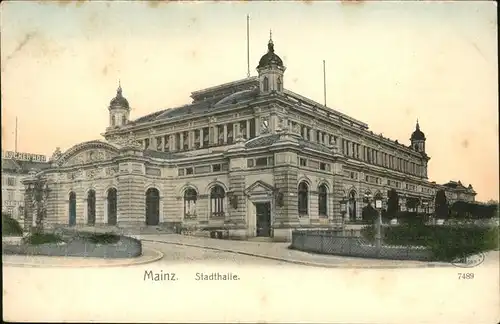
left=256, top=31, right=286, bottom=94
left=410, top=120, right=426, bottom=153
left=108, top=81, right=130, bottom=128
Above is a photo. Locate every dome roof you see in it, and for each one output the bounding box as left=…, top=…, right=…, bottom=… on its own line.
left=109, top=84, right=129, bottom=109
left=411, top=121, right=426, bottom=141
left=257, top=39, right=283, bottom=69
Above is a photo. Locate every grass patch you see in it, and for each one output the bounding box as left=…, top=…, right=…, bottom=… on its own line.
left=2, top=213, right=23, bottom=237
left=23, top=233, right=64, bottom=245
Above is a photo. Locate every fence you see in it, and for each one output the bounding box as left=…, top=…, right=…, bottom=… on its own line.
left=291, top=229, right=432, bottom=261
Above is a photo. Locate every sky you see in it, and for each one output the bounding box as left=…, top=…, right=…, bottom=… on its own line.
left=0, top=1, right=498, bottom=202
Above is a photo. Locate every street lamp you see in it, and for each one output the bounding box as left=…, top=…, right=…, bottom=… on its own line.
left=374, top=194, right=383, bottom=251
left=365, top=192, right=383, bottom=252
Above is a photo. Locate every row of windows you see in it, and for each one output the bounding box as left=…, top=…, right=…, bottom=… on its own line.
left=298, top=182, right=328, bottom=217
left=178, top=163, right=229, bottom=176
left=183, top=185, right=225, bottom=218
left=138, top=119, right=258, bottom=152
left=247, top=156, right=274, bottom=168
left=298, top=158, right=330, bottom=171
left=341, top=139, right=423, bottom=176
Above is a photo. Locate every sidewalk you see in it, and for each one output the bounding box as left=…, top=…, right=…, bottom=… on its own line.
left=135, top=234, right=460, bottom=269
left=2, top=247, right=163, bottom=268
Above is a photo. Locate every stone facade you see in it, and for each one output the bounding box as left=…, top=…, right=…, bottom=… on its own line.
left=21, top=37, right=477, bottom=240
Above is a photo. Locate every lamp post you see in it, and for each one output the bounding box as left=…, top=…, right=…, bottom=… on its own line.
left=422, top=200, right=429, bottom=223
left=365, top=192, right=383, bottom=252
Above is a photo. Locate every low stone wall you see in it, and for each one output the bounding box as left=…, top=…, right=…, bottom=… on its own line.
left=291, top=229, right=432, bottom=261
left=2, top=230, right=142, bottom=259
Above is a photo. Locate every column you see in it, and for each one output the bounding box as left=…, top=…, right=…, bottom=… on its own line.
left=309, top=129, right=315, bottom=142
left=246, top=120, right=250, bottom=139
left=223, top=124, right=228, bottom=144
left=210, top=126, right=216, bottom=145
left=199, top=128, right=204, bottom=148
left=179, top=133, right=184, bottom=150
left=255, top=117, right=260, bottom=136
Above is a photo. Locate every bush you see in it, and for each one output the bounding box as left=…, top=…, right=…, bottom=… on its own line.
left=85, top=233, right=120, bottom=244
left=361, top=223, right=499, bottom=261
left=2, top=212, right=23, bottom=236
left=23, top=233, right=64, bottom=245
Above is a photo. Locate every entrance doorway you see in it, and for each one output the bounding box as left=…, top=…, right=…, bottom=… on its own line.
left=145, top=188, right=160, bottom=226
left=255, top=202, right=271, bottom=237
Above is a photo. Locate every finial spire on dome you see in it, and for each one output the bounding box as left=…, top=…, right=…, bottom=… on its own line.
left=416, top=119, right=420, bottom=130
left=268, top=29, right=274, bottom=53
left=117, top=79, right=122, bottom=96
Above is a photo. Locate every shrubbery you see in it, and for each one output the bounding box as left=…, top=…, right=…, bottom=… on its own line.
left=2, top=212, right=23, bottom=236
left=23, top=233, right=64, bottom=245
left=361, top=223, right=499, bottom=261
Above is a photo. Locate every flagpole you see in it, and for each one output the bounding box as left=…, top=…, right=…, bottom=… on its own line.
left=246, top=14, right=250, bottom=78
left=15, top=116, right=18, bottom=153
left=323, top=60, right=327, bottom=107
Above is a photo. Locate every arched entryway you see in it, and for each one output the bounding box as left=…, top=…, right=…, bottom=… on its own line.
left=145, top=188, right=160, bottom=226
left=107, top=188, right=117, bottom=225
left=87, top=189, right=96, bottom=225
left=68, top=192, right=76, bottom=226
left=348, top=190, right=357, bottom=221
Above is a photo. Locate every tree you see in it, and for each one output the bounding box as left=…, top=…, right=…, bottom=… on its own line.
left=386, top=189, right=399, bottom=218
left=434, top=189, right=449, bottom=219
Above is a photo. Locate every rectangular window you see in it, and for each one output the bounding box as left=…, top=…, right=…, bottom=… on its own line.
left=212, top=164, right=221, bottom=172
left=221, top=163, right=229, bottom=171
left=320, top=162, right=326, bottom=171
left=186, top=167, right=194, bottom=175
left=249, top=119, right=256, bottom=138
left=299, top=158, right=307, bottom=167
left=7, top=177, right=15, bottom=186
left=255, top=157, right=268, bottom=167
left=7, top=190, right=15, bottom=201
left=247, top=159, right=254, bottom=167
left=178, top=169, right=185, bottom=176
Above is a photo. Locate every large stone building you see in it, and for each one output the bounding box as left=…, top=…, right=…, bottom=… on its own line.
left=22, top=37, right=476, bottom=240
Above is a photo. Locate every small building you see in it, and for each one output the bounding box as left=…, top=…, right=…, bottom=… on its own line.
left=1, top=151, right=51, bottom=225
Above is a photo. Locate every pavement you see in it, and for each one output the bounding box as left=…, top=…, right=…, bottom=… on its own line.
left=133, top=233, right=499, bottom=269
left=2, top=247, right=164, bottom=268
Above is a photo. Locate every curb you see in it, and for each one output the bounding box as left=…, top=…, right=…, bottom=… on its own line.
left=2, top=247, right=164, bottom=268
left=141, top=239, right=454, bottom=269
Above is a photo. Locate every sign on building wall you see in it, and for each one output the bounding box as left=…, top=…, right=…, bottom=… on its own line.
left=2, top=150, right=47, bottom=162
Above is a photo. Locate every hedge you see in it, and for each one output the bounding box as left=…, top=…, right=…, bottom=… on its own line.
left=361, top=224, right=499, bottom=262
left=2, top=212, right=23, bottom=236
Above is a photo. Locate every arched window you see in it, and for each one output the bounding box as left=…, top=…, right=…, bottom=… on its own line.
left=111, top=116, right=116, bottom=127
left=277, top=77, right=282, bottom=92
left=68, top=192, right=76, bottom=226
left=298, top=181, right=309, bottom=216
left=318, top=184, right=328, bottom=217
left=87, top=189, right=96, bottom=226
left=210, top=185, right=225, bottom=218
left=184, top=188, right=197, bottom=218
left=107, top=188, right=117, bottom=225
left=122, top=116, right=127, bottom=125
left=263, top=77, right=269, bottom=92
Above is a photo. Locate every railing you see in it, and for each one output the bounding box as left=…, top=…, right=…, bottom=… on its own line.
left=291, top=229, right=432, bottom=261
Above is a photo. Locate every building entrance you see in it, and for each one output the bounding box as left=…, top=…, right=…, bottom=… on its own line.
left=255, top=202, right=271, bottom=237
